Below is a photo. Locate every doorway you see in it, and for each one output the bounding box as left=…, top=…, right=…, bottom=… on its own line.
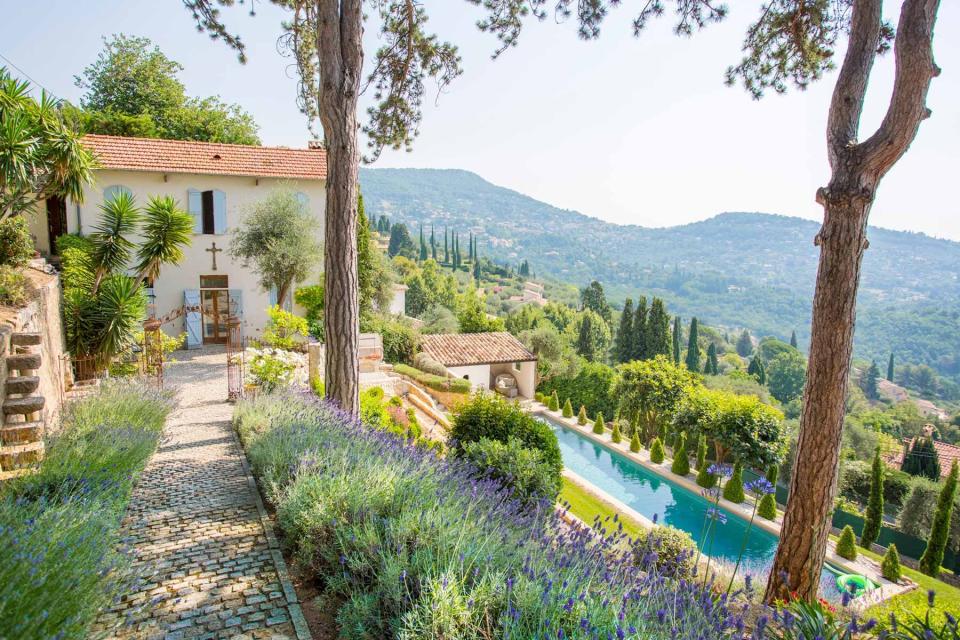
left=46, top=196, right=67, bottom=254
left=200, top=275, right=230, bottom=344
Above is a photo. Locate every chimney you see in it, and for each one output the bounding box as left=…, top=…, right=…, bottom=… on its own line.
left=307, top=139, right=324, bottom=150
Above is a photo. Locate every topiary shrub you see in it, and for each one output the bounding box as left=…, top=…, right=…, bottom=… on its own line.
left=836, top=525, right=858, bottom=560
left=535, top=392, right=545, bottom=403
left=695, top=434, right=707, bottom=471
left=881, top=544, right=902, bottom=582
left=460, top=436, right=561, bottom=506
left=630, top=430, right=641, bottom=453
left=548, top=390, right=560, bottom=412
left=696, top=463, right=717, bottom=489
left=577, top=405, right=588, bottom=426
left=757, top=493, right=777, bottom=520
left=671, top=433, right=690, bottom=476
left=766, top=464, right=779, bottom=487
left=0, top=215, right=35, bottom=268
left=611, top=421, right=622, bottom=444
left=562, top=398, right=573, bottom=418
left=451, top=392, right=562, bottom=473
left=633, top=525, right=697, bottom=580
left=592, top=412, right=605, bottom=435
left=650, top=438, right=665, bottom=464
left=723, top=462, right=745, bottom=504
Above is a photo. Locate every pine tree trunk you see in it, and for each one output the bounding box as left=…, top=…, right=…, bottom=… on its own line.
left=317, top=0, right=363, bottom=414
left=763, top=0, right=940, bottom=603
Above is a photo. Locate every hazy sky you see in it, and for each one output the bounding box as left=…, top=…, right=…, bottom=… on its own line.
left=2, top=1, right=958, bottom=239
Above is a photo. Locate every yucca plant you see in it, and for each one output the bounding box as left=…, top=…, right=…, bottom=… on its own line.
left=89, top=191, right=140, bottom=294
left=134, top=195, right=194, bottom=286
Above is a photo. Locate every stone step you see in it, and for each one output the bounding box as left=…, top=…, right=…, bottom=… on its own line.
left=6, top=353, right=41, bottom=372
left=10, top=332, right=42, bottom=346
left=0, top=421, right=42, bottom=445
left=2, top=396, right=44, bottom=416
left=0, top=468, right=34, bottom=482
left=0, top=441, right=43, bottom=469
left=5, top=376, right=39, bottom=395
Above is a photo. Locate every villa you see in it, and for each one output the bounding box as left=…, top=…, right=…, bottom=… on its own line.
left=27, top=134, right=328, bottom=346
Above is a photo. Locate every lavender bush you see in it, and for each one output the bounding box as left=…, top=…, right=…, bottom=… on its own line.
left=234, top=393, right=749, bottom=639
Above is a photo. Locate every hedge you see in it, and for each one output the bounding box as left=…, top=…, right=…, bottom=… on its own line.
left=394, top=363, right=471, bottom=393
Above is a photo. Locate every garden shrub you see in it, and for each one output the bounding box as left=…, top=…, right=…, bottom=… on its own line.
left=245, top=347, right=303, bottom=392
left=577, top=405, right=587, bottom=426
left=0, top=215, right=34, bottom=267
left=393, top=363, right=472, bottom=394
left=367, top=313, right=419, bottom=363
left=766, top=464, right=779, bottom=487
left=548, top=390, right=559, bottom=412
left=0, top=265, right=28, bottom=307
left=650, top=437, right=665, bottom=464
left=633, top=525, right=697, bottom=581
left=630, top=430, right=641, bottom=453
left=881, top=544, right=902, bottom=582
left=757, top=493, right=777, bottom=520
left=671, top=433, right=690, bottom=475
left=535, top=391, right=544, bottom=403
left=723, top=462, right=745, bottom=503
left=260, top=305, right=309, bottom=350
left=611, top=420, right=622, bottom=444
left=592, top=412, right=605, bottom=435
left=451, top=392, right=562, bottom=473
left=562, top=398, right=573, bottom=418
left=836, top=525, right=858, bottom=560
left=696, top=463, right=717, bottom=489
left=537, top=361, right=617, bottom=420
left=413, top=351, right=447, bottom=377
left=309, top=375, right=325, bottom=398
left=233, top=393, right=743, bottom=639
left=460, top=437, right=562, bottom=505
left=294, top=283, right=324, bottom=339
left=0, top=381, right=172, bottom=640
left=840, top=459, right=912, bottom=507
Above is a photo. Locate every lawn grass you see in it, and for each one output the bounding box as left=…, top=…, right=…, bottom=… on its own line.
left=559, top=476, right=645, bottom=539
left=859, top=545, right=960, bottom=630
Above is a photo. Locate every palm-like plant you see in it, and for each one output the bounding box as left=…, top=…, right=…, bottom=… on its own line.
left=0, top=67, right=95, bottom=220
left=134, top=196, right=193, bottom=286
left=89, top=191, right=140, bottom=293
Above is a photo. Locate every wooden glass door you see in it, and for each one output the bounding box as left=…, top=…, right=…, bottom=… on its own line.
left=200, top=275, right=230, bottom=344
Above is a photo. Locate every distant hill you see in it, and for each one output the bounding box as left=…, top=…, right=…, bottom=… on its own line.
left=359, top=168, right=960, bottom=383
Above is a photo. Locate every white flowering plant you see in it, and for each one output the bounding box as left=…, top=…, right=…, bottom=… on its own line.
left=244, top=347, right=305, bottom=392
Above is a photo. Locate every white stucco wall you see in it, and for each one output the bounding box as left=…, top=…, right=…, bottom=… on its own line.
left=446, top=364, right=492, bottom=391
left=27, top=169, right=325, bottom=340
left=490, top=361, right=536, bottom=399
left=388, top=285, right=406, bottom=316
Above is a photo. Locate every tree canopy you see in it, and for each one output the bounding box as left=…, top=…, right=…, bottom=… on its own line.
left=611, top=355, right=697, bottom=443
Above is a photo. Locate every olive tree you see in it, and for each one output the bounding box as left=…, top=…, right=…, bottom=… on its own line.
left=474, top=0, right=943, bottom=602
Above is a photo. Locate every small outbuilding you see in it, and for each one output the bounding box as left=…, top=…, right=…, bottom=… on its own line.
left=419, top=332, right=537, bottom=399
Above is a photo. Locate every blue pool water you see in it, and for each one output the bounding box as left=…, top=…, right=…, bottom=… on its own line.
left=543, top=416, right=840, bottom=595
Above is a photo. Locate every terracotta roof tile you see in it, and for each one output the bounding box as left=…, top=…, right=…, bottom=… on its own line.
left=82, top=135, right=327, bottom=180
left=884, top=437, right=960, bottom=480
left=419, top=332, right=536, bottom=367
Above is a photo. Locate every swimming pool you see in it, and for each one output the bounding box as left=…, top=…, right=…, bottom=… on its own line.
left=542, top=415, right=840, bottom=596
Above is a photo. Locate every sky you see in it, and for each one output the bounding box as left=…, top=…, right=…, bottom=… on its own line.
left=2, top=1, right=958, bottom=240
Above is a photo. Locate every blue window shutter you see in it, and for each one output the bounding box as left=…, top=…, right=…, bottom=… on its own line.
left=104, top=185, right=132, bottom=203
left=187, top=189, right=202, bottom=234
left=213, top=189, right=227, bottom=234
left=184, top=289, right=202, bottom=349
left=228, top=289, right=243, bottom=319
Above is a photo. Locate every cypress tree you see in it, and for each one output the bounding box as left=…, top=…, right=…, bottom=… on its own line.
left=647, top=298, right=671, bottom=357
left=919, top=460, right=958, bottom=578
left=881, top=544, right=902, bottom=582
left=706, top=343, right=719, bottom=375
left=650, top=437, right=665, bottom=464
left=672, top=315, right=682, bottom=364
left=766, top=464, right=779, bottom=486
left=748, top=355, right=766, bottom=385
left=836, top=525, right=858, bottom=560
left=473, top=260, right=481, bottom=284
left=630, top=412, right=640, bottom=438
left=887, top=353, right=895, bottom=382
left=444, top=227, right=449, bottom=263
left=860, top=446, right=885, bottom=549
left=576, top=313, right=597, bottom=361
left=562, top=398, right=573, bottom=418
left=685, top=317, right=701, bottom=372
left=671, top=433, right=690, bottom=475
left=695, top=434, right=707, bottom=471
left=902, top=436, right=941, bottom=480
left=790, top=330, right=798, bottom=349
left=736, top=329, right=753, bottom=357
left=630, top=429, right=641, bottom=453
left=758, top=493, right=777, bottom=520
left=418, top=224, right=428, bottom=261
left=632, top=296, right=648, bottom=360
left=430, top=225, right=436, bottom=260
left=593, top=412, right=606, bottom=435
left=723, top=462, right=745, bottom=503
left=615, top=298, right=635, bottom=363
left=612, top=420, right=623, bottom=444
left=860, top=360, right=880, bottom=400
left=577, top=405, right=588, bottom=426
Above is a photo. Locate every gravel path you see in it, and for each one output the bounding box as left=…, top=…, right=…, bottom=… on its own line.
left=94, top=346, right=310, bottom=640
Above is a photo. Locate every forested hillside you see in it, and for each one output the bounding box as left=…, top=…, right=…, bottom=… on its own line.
left=360, top=168, right=960, bottom=385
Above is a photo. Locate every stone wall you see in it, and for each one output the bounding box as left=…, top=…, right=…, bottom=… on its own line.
left=0, top=266, right=66, bottom=430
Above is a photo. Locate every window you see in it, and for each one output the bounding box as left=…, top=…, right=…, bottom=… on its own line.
left=200, top=275, right=229, bottom=289
left=104, top=185, right=132, bottom=203
left=462, top=374, right=470, bottom=381
left=201, top=190, right=215, bottom=235
left=513, top=362, right=522, bottom=372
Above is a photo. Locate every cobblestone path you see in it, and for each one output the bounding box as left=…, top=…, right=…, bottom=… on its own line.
left=94, top=347, right=310, bottom=640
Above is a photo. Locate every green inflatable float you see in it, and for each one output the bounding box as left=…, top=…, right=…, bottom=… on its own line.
left=836, top=573, right=875, bottom=597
